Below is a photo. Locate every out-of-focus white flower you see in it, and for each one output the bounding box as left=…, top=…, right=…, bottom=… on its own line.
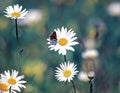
left=4, top=4, right=28, bottom=19
left=88, top=71, right=95, bottom=79
left=55, top=61, right=78, bottom=82
left=107, top=2, right=120, bottom=16
left=82, top=49, right=99, bottom=59
left=78, top=71, right=89, bottom=82
left=47, top=27, right=79, bottom=55
left=18, top=9, right=42, bottom=25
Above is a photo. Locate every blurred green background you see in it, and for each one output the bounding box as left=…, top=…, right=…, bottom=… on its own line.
left=0, top=0, right=120, bottom=93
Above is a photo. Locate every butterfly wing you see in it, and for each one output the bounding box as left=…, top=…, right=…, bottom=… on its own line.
left=50, top=31, right=57, bottom=40
left=50, top=31, right=57, bottom=45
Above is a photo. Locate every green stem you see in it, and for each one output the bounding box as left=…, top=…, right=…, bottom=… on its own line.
left=15, top=18, right=21, bottom=71
left=63, top=55, right=67, bottom=62
left=71, top=80, right=76, bottom=93
left=18, top=51, right=21, bottom=71
left=15, top=18, right=19, bottom=46
left=89, top=79, right=93, bottom=93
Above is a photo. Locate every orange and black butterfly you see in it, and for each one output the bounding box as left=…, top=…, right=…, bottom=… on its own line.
left=50, top=31, right=57, bottom=45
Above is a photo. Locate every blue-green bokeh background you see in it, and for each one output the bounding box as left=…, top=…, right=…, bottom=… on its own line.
left=0, top=0, right=120, bottom=93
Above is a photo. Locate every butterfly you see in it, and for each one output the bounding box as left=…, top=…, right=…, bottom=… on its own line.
left=50, top=31, right=57, bottom=45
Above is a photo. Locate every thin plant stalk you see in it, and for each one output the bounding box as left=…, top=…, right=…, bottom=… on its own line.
left=15, top=18, right=21, bottom=71
left=89, top=78, right=93, bottom=93
left=89, top=60, right=95, bottom=93
left=15, top=19, right=19, bottom=45
left=63, top=55, right=67, bottom=62
left=71, top=80, right=76, bottom=93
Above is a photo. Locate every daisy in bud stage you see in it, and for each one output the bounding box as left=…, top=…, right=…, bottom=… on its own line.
left=55, top=61, right=78, bottom=82
left=47, top=27, right=79, bottom=55
left=1, top=70, right=26, bottom=92
left=4, top=4, right=28, bottom=19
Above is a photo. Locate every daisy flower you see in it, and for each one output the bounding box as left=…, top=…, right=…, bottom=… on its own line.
left=1, top=70, right=26, bottom=92
left=82, top=49, right=99, bottom=59
left=0, top=82, right=9, bottom=93
left=78, top=71, right=89, bottom=82
left=0, top=80, right=17, bottom=93
left=4, top=4, right=28, bottom=19
left=55, top=61, right=78, bottom=82
left=47, top=27, right=79, bottom=55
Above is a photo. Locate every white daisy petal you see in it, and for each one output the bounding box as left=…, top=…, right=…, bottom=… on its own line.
left=16, top=75, right=24, bottom=81
left=66, top=46, right=75, bottom=51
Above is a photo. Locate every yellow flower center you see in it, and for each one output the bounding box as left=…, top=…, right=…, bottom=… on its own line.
left=0, top=83, right=9, bottom=91
left=58, top=38, right=68, bottom=46
left=8, top=78, right=17, bottom=85
left=11, top=12, right=21, bottom=18
left=63, top=70, right=72, bottom=78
